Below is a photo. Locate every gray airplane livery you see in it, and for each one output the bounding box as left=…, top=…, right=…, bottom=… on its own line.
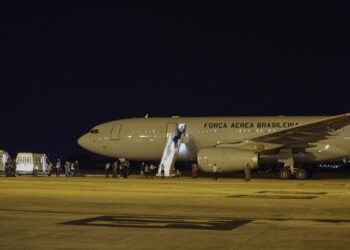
left=78, top=114, right=350, bottom=179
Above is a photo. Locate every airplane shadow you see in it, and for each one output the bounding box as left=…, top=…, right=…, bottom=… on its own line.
left=60, top=215, right=251, bottom=231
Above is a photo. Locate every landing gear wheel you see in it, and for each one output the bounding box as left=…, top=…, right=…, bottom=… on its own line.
left=279, top=169, right=292, bottom=179
left=295, top=168, right=308, bottom=179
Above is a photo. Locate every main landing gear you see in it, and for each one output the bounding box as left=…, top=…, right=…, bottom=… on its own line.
left=279, top=166, right=313, bottom=179
left=278, top=149, right=313, bottom=179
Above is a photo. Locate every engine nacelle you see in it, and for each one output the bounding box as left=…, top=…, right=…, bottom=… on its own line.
left=197, top=148, right=259, bottom=172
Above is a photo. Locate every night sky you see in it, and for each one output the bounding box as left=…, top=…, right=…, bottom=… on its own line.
left=1, top=2, right=350, bottom=160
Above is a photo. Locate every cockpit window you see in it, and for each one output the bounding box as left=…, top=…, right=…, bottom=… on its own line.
left=90, top=129, right=99, bottom=134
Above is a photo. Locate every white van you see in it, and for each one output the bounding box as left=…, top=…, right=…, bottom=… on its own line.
left=16, top=153, right=49, bottom=176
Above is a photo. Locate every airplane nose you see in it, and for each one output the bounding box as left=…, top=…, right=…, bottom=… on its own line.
left=77, top=134, right=88, bottom=148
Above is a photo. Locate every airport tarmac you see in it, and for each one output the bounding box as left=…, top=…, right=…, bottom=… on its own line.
left=0, top=175, right=350, bottom=250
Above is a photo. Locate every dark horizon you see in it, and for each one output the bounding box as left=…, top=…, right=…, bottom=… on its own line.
left=2, top=2, right=350, bottom=160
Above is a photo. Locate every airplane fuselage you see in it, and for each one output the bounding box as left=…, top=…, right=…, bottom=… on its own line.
left=78, top=116, right=350, bottom=165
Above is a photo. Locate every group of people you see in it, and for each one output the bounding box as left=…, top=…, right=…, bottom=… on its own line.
left=2, top=150, right=252, bottom=180
left=29, top=159, right=81, bottom=177
left=3, top=158, right=16, bottom=177
left=140, top=162, right=158, bottom=178
left=25, top=159, right=81, bottom=177
left=63, top=160, right=81, bottom=177
left=139, top=162, right=181, bottom=179
left=105, top=159, right=130, bottom=178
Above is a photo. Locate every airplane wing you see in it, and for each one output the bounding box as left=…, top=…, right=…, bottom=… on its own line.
left=215, top=113, right=350, bottom=152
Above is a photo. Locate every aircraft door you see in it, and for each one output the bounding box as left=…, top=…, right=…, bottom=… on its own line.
left=166, top=123, right=177, bottom=136
left=110, top=123, right=122, bottom=140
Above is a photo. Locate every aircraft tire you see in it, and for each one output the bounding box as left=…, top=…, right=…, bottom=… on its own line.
left=279, top=169, right=292, bottom=179
left=295, top=168, right=308, bottom=179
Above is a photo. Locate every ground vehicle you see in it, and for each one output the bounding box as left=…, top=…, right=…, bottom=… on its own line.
left=15, top=153, right=49, bottom=176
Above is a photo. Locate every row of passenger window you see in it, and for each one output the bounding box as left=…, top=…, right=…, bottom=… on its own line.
left=196, top=129, right=278, bottom=133
left=131, top=130, right=163, bottom=134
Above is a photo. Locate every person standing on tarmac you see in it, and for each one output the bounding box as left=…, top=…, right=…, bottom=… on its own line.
left=150, top=163, right=156, bottom=179
left=2, top=152, right=9, bottom=175
left=64, top=161, right=70, bottom=177
left=160, top=164, right=165, bottom=179
left=47, top=162, right=52, bottom=176
left=33, top=163, right=39, bottom=176
left=140, top=162, right=145, bottom=177
left=123, top=160, right=130, bottom=178
left=11, top=160, right=16, bottom=177
left=70, top=161, right=75, bottom=176
left=175, top=169, right=181, bottom=178
left=105, top=162, right=111, bottom=178
left=244, top=163, right=251, bottom=182
left=144, top=164, right=150, bottom=179
left=75, top=161, right=81, bottom=176
left=119, top=162, right=124, bottom=178
left=5, top=160, right=12, bottom=177
left=192, top=163, right=199, bottom=179
left=56, top=159, right=61, bottom=177
left=70, top=160, right=80, bottom=177
left=112, top=160, right=118, bottom=178
left=212, top=163, right=219, bottom=181
left=41, top=154, right=47, bottom=174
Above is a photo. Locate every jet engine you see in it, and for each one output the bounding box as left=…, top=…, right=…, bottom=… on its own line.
left=197, top=148, right=259, bottom=172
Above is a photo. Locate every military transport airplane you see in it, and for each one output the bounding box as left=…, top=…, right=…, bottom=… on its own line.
left=78, top=114, right=350, bottom=179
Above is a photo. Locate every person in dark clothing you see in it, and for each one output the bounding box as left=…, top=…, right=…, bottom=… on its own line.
left=144, top=164, right=150, bottom=179
left=244, top=163, right=251, bottom=182
left=149, top=164, right=156, bottom=179
left=73, top=160, right=81, bottom=176
left=123, top=160, right=130, bottom=178
left=47, top=162, right=52, bottom=176
left=11, top=161, right=16, bottom=177
left=5, top=160, right=12, bottom=177
left=192, top=163, right=199, bottom=178
left=160, top=164, right=165, bottom=179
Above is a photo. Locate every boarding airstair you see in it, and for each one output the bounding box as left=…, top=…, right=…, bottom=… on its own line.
left=158, top=123, right=186, bottom=177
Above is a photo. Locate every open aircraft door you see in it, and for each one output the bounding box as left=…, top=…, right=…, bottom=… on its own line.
left=110, top=123, right=122, bottom=140
left=166, top=123, right=177, bottom=137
